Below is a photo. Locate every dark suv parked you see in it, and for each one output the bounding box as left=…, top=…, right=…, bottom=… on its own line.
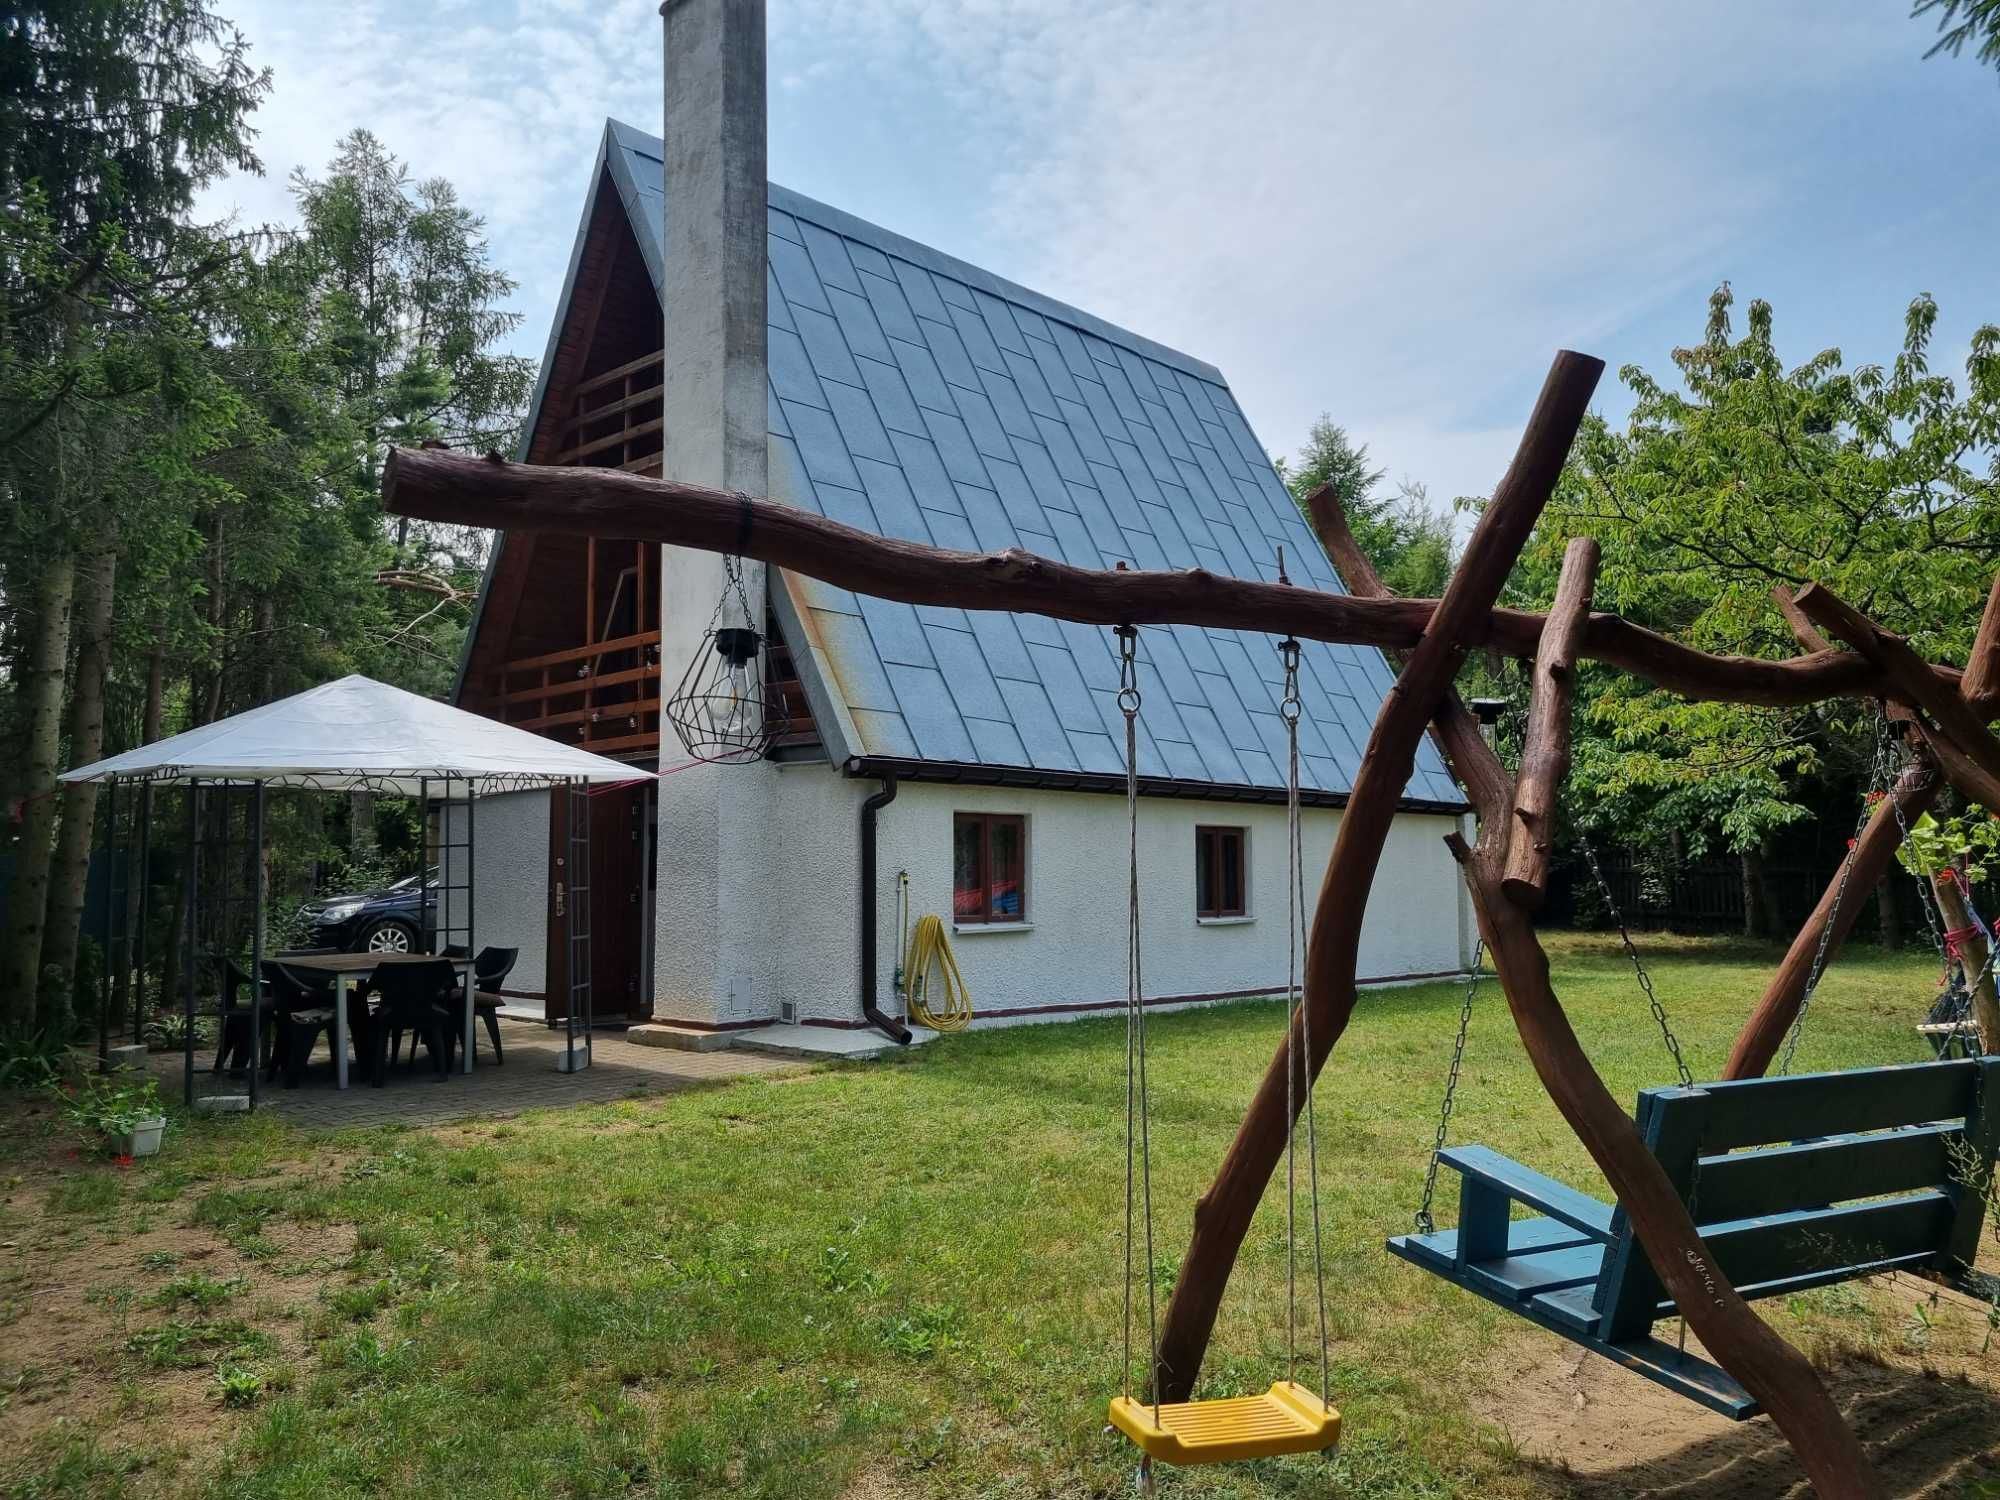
left=297, top=869, right=437, bottom=953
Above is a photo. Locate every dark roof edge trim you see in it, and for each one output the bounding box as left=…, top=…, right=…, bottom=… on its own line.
left=840, top=755, right=1473, bottom=818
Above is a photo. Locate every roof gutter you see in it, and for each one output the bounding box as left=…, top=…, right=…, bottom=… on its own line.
left=859, top=774, right=912, bottom=1045
left=840, top=755, right=1471, bottom=819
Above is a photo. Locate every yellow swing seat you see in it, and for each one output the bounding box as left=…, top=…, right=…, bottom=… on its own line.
left=1108, top=1381, right=1340, bottom=1465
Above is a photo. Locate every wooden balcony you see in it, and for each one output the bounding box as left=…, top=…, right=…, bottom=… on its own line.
left=556, top=350, right=665, bottom=474
left=499, top=630, right=663, bottom=758
left=496, top=618, right=816, bottom=760
left=494, top=343, right=818, bottom=761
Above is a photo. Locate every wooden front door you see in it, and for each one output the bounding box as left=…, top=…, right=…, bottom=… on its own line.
left=545, top=782, right=651, bottom=1023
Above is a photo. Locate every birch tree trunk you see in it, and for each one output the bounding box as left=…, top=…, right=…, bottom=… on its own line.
left=41, top=548, right=118, bottom=1031
left=1, top=551, right=77, bottom=1031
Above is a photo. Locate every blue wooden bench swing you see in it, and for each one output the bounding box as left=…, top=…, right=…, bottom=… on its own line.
left=1388, top=827, right=2000, bottom=1421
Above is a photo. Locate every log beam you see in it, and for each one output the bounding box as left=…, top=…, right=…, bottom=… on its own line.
left=1794, top=582, right=2000, bottom=793
left=1772, top=583, right=1833, bottom=654
left=382, top=446, right=1964, bottom=711
left=1964, top=573, right=2000, bottom=718
left=1722, top=754, right=1941, bottom=1080
left=1502, top=537, right=1599, bottom=908
left=1915, top=719, right=2000, bottom=811
left=1932, top=870, right=2000, bottom=1051
left=1149, top=349, right=1603, bottom=1401
left=1303, top=484, right=1509, bottom=820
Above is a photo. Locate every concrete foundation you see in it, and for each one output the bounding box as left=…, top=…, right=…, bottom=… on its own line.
left=627, top=1022, right=737, bottom=1053
left=729, top=1023, right=938, bottom=1062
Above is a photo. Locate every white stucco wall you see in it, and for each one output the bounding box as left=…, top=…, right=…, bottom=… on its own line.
left=665, top=764, right=1473, bottom=1028
left=861, top=780, right=1470, bottom=1025
left=445, top=789, right=551, bottom=1001
left=653, top=755, right=788, bottom=1025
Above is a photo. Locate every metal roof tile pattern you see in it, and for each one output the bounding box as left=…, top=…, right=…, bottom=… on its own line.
left=601, top=121, right=1460, bottom=805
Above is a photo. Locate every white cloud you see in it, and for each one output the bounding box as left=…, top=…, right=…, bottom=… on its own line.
left=196, top=0, right=662, bottom=330
left=774, top=0, right=1994, bottom=493
left=198, top=0, right=1999, bottom=504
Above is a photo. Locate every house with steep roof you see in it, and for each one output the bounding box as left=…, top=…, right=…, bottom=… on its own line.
left=454, top=4, right=1473, bottom=1045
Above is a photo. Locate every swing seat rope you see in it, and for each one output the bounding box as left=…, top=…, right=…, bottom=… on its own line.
left=1108, top=627, right=1341, bottom=1477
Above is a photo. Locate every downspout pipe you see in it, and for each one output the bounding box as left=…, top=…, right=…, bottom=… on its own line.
left=860, top=774, right=912, bottom=1044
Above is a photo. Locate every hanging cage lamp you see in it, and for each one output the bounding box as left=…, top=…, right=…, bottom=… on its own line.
left=663, top=558, right=783, bottom=765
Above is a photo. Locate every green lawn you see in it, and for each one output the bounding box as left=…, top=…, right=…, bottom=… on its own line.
left=0, top=936, right=1966, bottom=1499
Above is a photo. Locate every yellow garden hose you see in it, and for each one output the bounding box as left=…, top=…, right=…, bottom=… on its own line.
left=901, top=911, right=974, bottom=1032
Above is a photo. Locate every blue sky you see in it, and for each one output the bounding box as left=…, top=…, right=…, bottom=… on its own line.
left=196, top=0, right=2000, bottom=508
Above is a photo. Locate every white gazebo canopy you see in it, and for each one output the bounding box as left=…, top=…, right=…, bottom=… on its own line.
left=62, top=674, right=651, bottom=797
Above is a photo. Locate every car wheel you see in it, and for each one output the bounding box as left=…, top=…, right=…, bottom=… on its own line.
left=361, top=920, right=417, bottom=954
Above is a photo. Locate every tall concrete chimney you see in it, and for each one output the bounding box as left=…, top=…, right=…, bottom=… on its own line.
left=658, top=0, right=766, bottom=502
left=652, top=0, right=771, bottom=1028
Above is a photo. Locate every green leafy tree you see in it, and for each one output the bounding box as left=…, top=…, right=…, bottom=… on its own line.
left=1528, top=283, right=2000, bottom=868
left=287, top=130, right=533, bottom=553
left=0, top=0, right=267, bottom=1030
left=1278, top=416, right=1455, bottom=596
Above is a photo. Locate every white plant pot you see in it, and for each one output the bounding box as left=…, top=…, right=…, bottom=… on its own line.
left=113, top=1116, right=167, bottom=1158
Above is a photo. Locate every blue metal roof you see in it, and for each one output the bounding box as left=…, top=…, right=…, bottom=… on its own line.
left=580, top=121, right=1459, bottom=804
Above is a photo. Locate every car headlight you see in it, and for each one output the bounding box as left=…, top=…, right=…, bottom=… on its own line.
left=318, top=901, right=364, bottom=922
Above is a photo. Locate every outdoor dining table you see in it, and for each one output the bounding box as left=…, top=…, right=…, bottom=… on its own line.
left=276, top=951, right=479, bottom=1089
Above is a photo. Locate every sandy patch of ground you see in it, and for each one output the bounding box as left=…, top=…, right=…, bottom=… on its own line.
left=1486, top=1281, right=2000, bottom=1497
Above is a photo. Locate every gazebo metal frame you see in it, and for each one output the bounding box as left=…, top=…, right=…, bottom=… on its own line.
left=87, top=769, right=598, bottom=1111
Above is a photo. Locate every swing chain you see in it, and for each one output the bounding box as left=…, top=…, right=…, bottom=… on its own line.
left=1887, top=749, right=1949, bottom=963
left=1415, top=939, right=1482, bottom=1235
left=1277, top=636, right=1331, bottom=1400
left=1581, top=836, right=1694, bottom=1089
left=1778, top=717, right=1898, bottom=1074
left=1278, top=638, right=1303, bottom=725
left=1114, top=624, right=1160, bottom=1414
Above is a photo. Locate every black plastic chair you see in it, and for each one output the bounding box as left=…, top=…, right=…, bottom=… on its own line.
left=368, top=960, right=456, bottom=1086
left=456, top=947, right=519, bottom=1065
left=212, top=958, right=277, bottom=1075
left=408, top=946, right=519, bottom=1068
left=261, top=962, right=337, bottom=1089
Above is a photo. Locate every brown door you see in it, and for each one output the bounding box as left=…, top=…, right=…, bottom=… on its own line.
left=544, top=782, right=648, bottom=1023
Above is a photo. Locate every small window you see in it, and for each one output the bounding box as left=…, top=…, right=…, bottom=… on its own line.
left=954, top=813, right=1026, bottom=923
left=1196, top=826, right=1247, bottom=918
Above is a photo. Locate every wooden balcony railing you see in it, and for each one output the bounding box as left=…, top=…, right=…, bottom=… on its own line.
left=497, top=623, right=815, bottom=759
left=499, top=630, right=663, bottom=757
left=494, top=344, right=817, bottom=760
left=556, top=350, right=665, bottom=473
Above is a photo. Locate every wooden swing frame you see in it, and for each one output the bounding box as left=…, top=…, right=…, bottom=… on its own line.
left=384, top=349, right=2000, bottom=1500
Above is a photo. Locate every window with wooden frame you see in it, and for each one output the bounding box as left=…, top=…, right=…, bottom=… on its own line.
left=953, top=813, right=1026, bottom=924
left=1196, top=825, right=1248, bottom=919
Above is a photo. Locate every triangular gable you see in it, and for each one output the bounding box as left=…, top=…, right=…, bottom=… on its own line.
left=463, top=120, right=1465, bottom=809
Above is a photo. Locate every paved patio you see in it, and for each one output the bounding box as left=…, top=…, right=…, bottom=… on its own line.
left=150, top=1018, right=806, bottom=1129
